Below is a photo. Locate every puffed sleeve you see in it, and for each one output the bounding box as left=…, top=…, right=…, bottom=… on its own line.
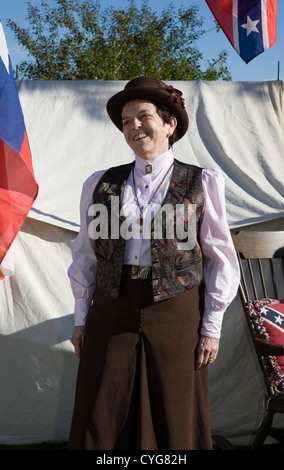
left=68, top=170, right=106, bottom=326
left=199, top=169, right=240, bottom=338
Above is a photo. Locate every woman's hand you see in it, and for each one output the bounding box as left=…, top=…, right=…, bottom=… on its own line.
left=195, top=335, right=219, bottom=370
left=71, top=325, right=85, bottom=358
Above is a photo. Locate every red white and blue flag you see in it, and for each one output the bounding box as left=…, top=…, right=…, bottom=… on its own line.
left=0, top=22, right=38, bottom=278
left=205, top=0, right=277, bottom=63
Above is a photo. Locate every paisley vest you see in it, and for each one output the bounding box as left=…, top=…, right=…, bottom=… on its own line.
left=92, top=159, right=204, bottom=301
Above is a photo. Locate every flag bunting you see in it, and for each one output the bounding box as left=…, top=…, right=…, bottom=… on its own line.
left=0, top=22, right=38, bottom=278
left=205, top=0, right=277, bottom=63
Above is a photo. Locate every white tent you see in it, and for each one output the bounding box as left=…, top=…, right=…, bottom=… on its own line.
left=0, top=80, right=283, bottom=445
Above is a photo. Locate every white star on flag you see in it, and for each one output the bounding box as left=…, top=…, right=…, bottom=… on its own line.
left=274, top=315, right=283, bottom=325
left=0, top=22, right=10, bottom=74
left=259, top=307, right=268, bottom=315
left=241, top=16, right=260, bottom=36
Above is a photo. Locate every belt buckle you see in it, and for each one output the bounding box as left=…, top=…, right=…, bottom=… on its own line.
left=131, top=265, right=139, bottom=276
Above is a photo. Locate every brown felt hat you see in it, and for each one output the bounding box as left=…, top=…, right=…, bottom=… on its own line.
left=106, top=77, right=188, bottom=142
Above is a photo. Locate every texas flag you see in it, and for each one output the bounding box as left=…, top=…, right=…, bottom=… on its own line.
left=205, top=0, right=277, bottom=63
left=0, top=22, right=38, bottom=278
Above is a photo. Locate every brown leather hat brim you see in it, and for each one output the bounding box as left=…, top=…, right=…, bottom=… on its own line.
left=106, top=85, right=188, bottom=142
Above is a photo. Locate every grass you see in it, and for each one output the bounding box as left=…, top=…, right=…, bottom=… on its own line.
left=0, top=441, right=68, bottom=450
left=0, top=441, right=283, bottom=451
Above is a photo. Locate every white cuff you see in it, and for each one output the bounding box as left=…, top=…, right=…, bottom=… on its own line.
left=200, top=309, right=225, bottom=338
left=74, top=298, right=92, bottom=326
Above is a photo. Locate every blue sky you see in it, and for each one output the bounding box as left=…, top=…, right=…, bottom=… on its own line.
left=1, top=0, right=283, bottom=81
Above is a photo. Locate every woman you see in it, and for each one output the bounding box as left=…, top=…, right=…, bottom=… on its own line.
left=68, top=77, right=240, bottom=450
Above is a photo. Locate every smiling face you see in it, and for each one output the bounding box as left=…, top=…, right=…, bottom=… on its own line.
left=121, top=99, right=177, bottom=161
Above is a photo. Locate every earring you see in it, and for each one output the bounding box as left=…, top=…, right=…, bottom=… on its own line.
left=167, top=133, right=171, bottom=138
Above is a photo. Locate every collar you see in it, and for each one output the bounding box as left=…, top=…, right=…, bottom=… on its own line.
left=134, top=148, right=174, bottom=176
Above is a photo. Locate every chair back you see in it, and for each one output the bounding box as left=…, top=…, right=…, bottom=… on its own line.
left=233, top=231, right=284, bottom=395
left=233, top=231, right=284, bottom=303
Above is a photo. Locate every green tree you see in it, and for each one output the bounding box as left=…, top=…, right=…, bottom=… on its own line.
left=7, top=0, right=231, bottom=80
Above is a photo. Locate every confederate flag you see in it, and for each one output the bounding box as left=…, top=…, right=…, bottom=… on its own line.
left=205, top=0, right=277, bottom=63
left=0, top=22, right=38, bottom=278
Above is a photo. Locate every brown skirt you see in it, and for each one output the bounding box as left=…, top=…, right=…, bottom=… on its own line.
left=68, top=277, right=212, bottom=450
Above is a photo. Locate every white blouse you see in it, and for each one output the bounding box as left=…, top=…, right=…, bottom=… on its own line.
left=68, top=149, right=240, bottom=338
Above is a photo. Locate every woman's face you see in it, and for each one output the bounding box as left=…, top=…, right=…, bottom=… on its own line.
left=121, top=99, right=176, bottom=161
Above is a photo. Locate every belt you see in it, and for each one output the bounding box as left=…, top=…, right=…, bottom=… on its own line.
left=122, top=265, right=152, bottom=280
